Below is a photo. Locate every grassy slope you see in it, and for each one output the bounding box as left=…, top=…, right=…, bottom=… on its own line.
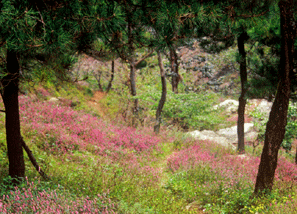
left=0, top=50, right=297, bottom=213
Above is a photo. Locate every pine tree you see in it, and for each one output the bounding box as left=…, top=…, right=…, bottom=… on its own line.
left=254, top=0, right=296, bottom=194
left=0, top=0, right=116, bottom=180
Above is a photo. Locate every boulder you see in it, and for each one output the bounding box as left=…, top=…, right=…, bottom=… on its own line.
left=189, top=130, right=236, bottom=150
left=48, top=97, right=59, bottom=102
left=256, top=100, right=272, bottom=117
left=217, top=123, right=255, bottom=144
left=213, top=99, right=239, bottom=114
left=217, top=123, right=254, bottom=139
left=188, top=123, right=255, bottom=150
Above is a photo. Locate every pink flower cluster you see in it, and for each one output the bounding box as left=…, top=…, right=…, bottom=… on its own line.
left=0, top=181, right=116, bottom=213
left=19, top=96, right=162, bottom=160
left=167, top=140, right=297, bottom=187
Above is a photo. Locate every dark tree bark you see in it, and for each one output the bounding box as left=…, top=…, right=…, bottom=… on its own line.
left=96, top=73, right=104, bottom=92
left=130, top=61, right=139, bottom=115
left=127, top=19, right=139, bottom=120
left=106, top=60, right=115, bottom=93
left=237, top=31, right=249, bottom=154
left=154, top=51, right=167, bottom=134
left=1, top=50, right=25, bottom=179
left=169, top=46, right=179, bottom=94
left=254, top=0, right=295, bottom=194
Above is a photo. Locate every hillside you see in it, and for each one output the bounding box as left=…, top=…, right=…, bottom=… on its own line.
left=0, top=43, right=297, bottom=213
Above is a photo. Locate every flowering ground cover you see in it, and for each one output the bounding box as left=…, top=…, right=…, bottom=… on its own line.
left=165, top=140, right=297, bottom=213
left=0, top=178, right=116, bottom=213
left=0, top=86, right=297, bottom=213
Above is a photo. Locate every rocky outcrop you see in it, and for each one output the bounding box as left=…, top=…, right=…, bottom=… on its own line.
left=189, top=123, right=257, bottom=150
left=255, top=100, right=273, bottom=117
left=189, top=129, right=236, bottom=150
left=213, top=99, right=239, bottom=114
left=189, top=99, right=273, bottom=150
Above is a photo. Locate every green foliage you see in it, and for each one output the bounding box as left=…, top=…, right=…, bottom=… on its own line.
left=246, top=43, right=279, bottom=99
left=283, top=103, right=297, bottom=151
left=138, top=88, right=229, bottom=130
left=250, top=108, right=268, bottom=143
left=0, top=176, right=25, bottom=195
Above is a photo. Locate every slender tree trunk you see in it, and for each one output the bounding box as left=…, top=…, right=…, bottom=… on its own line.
left=254, top=0, right=295, bottom=194
left=237, top=31, right=248, bottom=154
left=154, top=51, right=167, bottom=134
left=97, top=75, right=103, bottom=92
left=127, top=19, right=138, bottom=121
left=295, top=147, right=297, bottom=164
left=106, top=60, right=115, bottom=93
left=1, top=50, right=25, bottom=179
left=170, top=46, right=179, bottom=94
left=130, top=62, right=138, bottom=114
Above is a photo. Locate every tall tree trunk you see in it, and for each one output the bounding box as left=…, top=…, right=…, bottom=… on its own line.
left=254, top=0, right=295, bottom=194
left=295, top=147, right=297, bottom=165
left=106, top=60, right=115, bottom=93
left=237, top=31, right=248, bottom=154
left=127, top=18, right=138, bottom=120
left=154, top=51, right=167, bottom=134
left=97, top=74, right=103, bottom=92
left=130, top=62, right=138, bottom=115
left=1, top=50, right=25, bottom=179
left=170, top=46, right=179, bottom=94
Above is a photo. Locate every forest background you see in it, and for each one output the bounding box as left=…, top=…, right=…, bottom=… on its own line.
left=0, top=0, right=297, bottom=213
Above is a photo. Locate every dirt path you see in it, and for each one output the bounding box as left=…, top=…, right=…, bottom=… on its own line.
left=88, top=91, right=107, bottom=117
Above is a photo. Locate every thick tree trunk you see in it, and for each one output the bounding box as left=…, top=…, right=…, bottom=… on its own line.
left=170, top=47, right=179, bottom=94
left=237, top=31, right=248, bottom=154
left=1, top=50, right=25, bottom=179
left=106, top=60, right=115, bottom=93
left=154, top=51, right=167, bottom=134
left=254, top=0, right=295, bottom=194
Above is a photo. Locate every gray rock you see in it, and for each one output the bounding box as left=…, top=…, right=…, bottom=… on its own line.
left=217, top=123, right=254, bottom=140
left=48, top=97, right=59, bottom=102
left=213, top=99, right=239, bottom=114
left=256, top=100, right=272, bottom=117
left=245, top=131, right=258, bottom=142
left=188, top=123, right=255, bottom=150
left=189, top=130, right=236, bottom=150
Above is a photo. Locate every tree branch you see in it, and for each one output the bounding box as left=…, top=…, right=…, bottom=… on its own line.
left=235, top=9, right=269, bottom=18
left=134, top=49, right=155, bottom=67
left=21, top=137, right=50, bottom=180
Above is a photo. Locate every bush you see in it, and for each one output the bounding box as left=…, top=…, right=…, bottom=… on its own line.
left=138, top=89, right=228, bottom=131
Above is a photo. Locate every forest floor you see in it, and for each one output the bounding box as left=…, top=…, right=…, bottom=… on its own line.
left=1, top=42, right=297, bottom=213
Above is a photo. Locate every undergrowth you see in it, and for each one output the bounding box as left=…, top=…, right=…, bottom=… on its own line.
left=1, top=54, right=297, bottom=213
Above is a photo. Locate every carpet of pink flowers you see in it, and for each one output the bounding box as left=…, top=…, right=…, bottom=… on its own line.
left=19, top=95, right=162, bottom=159
left=1, top=92, right=297, bottom=213
left=167, top=142, right=297, bottom=189
left=0, top=179, right=115, bottom=213
left=0, top=94, right=165, bottom=213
